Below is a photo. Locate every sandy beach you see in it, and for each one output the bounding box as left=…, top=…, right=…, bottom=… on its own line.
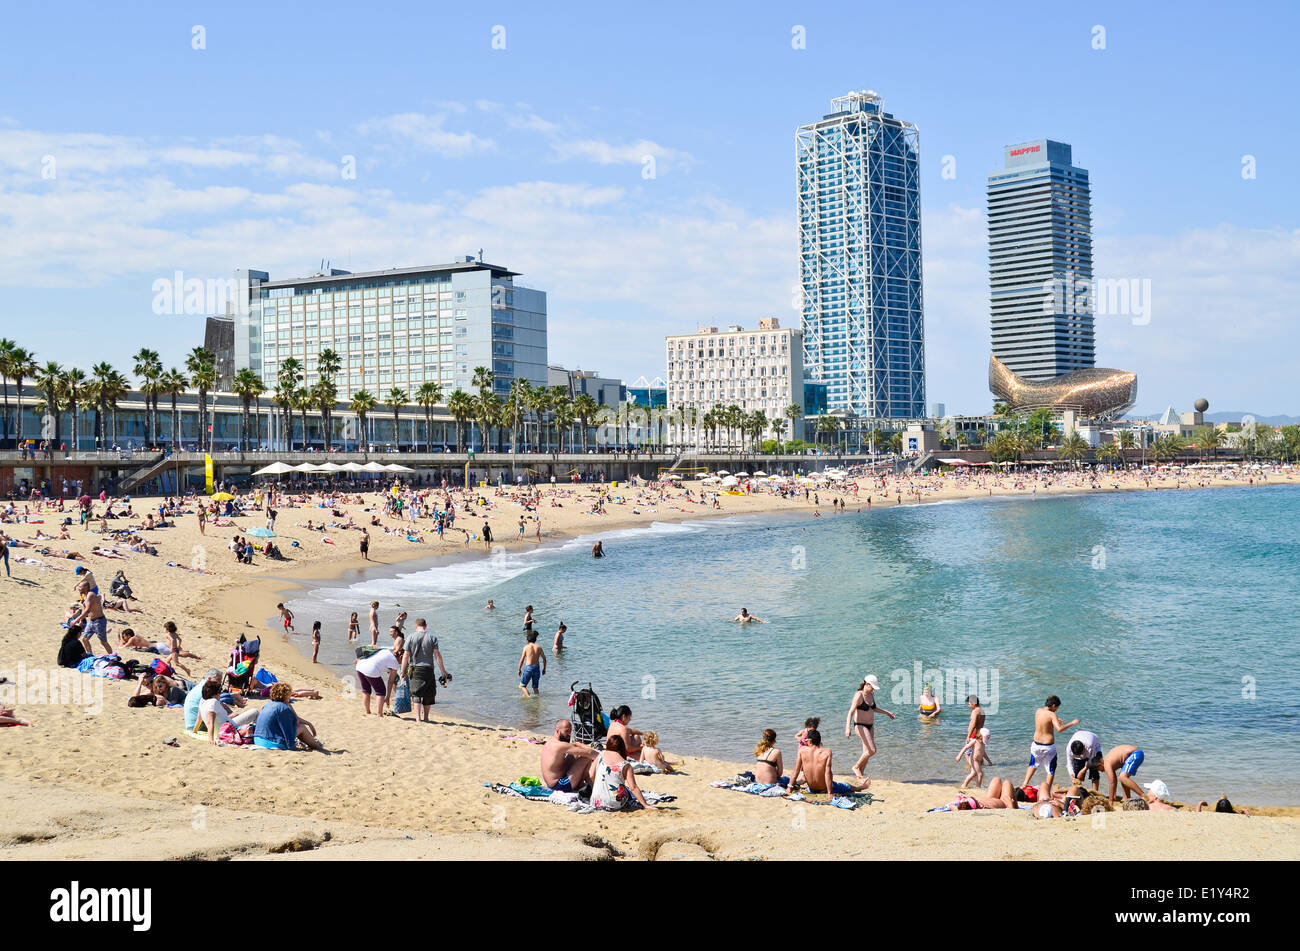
left=3, top=467, right=1298, bottom=861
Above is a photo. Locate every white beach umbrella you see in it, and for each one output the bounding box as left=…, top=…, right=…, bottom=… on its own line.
left=253, top=462, right=294, bottom=475
left=720, top=475, right=739, bottom=487
left=753, top=470, right=768, bottom=477
left=317, top=462, right=344, bottom=472
left=734, top=471, right=750, bottom=478
left=340, top=462, right=365, bottom=472
left=384, top=463, right=415, bottom=472
left=360, top=461, right=388, bottom=472
left=715, top=470, right=731, bottom=476
left=292, top=463, right=323, bottom=472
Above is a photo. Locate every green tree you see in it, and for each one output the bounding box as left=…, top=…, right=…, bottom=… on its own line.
left=415, top=381, right=444, bottom=452
left=233, top=368, right=266, bottom=452
left=447, top=389, right=474, bottom=452
left=348, top=390, right=377, bottom=454
left=386, top=387, right=409, bottom=451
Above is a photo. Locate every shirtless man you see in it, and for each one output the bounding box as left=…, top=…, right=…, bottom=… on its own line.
left=731, top=608, right=766, bottom=624
left=69, top=582, right=109, bottom=656
left=540, top=719, right=596, bottom=794
left=1023, top=695, right=1079, bottom=798
left=964, top=694, right=986, bottom=741
left=517, top=630, right=546, bottom=697
left=1100, top=743, right=1147, bottom=804
left=787, top=729, right=870, bottom=796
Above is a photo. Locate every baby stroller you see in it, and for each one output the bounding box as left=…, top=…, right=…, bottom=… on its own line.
left=569, top=681, right=607, bottom=749
left=224, top=635, right=261, bottom=692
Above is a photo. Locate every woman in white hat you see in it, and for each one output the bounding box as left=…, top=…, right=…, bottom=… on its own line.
left=845, top=673, right=896, bottom=778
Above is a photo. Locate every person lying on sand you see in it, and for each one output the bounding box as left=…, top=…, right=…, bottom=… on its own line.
left=0, top=705, right=33, bottom=726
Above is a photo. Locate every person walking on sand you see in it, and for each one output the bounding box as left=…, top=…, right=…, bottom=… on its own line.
left=845, top=673, right=895, bottom=778
left=518, top=630, right=546, bottom=697
left=1023, top=694, right=1080, bottom=798
left=401, top=618, right=450, bottom=722
left=368, top=600, right=379, bottom=646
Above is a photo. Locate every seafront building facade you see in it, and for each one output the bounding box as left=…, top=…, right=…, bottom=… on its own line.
left=665, top=318, right=806, bottom=443
left=797, top=90, right=926, bottom=420
left=987, top=140, right=1094, bottom=380
left=234, top=259, right=547, bottom=401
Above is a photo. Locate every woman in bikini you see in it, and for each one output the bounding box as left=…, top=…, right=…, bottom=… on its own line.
left=845, top=674, right=896, bottom=779
left=753, top=729, right=783, bottom=784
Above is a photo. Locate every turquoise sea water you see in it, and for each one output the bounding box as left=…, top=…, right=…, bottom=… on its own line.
left=291, top=485, right=1300, bottom=805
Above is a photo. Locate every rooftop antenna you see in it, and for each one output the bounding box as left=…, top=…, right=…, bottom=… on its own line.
left=478, top=248, right=484, bottom=262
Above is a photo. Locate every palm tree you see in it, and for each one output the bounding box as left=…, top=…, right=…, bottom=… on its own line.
left=1058, top=431, right=1089, bottom=469
left=386, top=387, right=409, bottom=452
left=1095, top=441, right=1121, bottom=466
left=447, top=390, right=473, bottom=451
left=276, top=358, right=303, bottom=451
left=103, top=369, right=128, bottom=449
left=6, top=346, right=35, bottom=451
left=0, top=338, right=15, bottom=449
left=573, top=393, right=599, bottom=453
left=233, top=369, right=266, bottom=452
left=159, top=369, right=188, bottom=452
left=1152, top=434, right=1184, bottom=463
left=769, top=416, right=786, bottom=451
left=34, top=360, right=63, bottom=448
left=312, top=378, right=338, bottom=452
left=348, top=390, right=378, bottom=454
left=415, top=381, right=444, bottom=451
left=293, top=387, right=314, bottom=451
left=815, top=415, right=838, bottom=450
left=185, top=347, right=216, bottom=453
left=316, top=348, right=343, bottom=450
left=783, top=404, right=802, bottom=448
left=61, top=367, right=88, bottom=452
left=504, top=380, right=528, bottom=454
left=1195, top=425, right=1224, bottom=461
left=131, top=348, right=162, bottom=447
left=87, top=361, right=117, bottom=450
left=553, top=398, right=575, bottom=453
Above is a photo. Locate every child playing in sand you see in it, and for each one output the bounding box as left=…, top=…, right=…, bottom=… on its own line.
left=278, top=603, right=295, bottom=639
left=957, top=727, right=994, bottom=787
left=639, top=731, right=679, bottom=773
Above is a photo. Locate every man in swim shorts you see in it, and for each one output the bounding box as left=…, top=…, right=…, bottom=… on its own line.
left=1023, top=694, right=1079, bottom=798
left=540, top=719, right=595, bottom=794
left=517, top=630, right=546, bottom=697
left=1101, top=743, right=1146, bottom=804
left=69, top=583, right=109, bottom=655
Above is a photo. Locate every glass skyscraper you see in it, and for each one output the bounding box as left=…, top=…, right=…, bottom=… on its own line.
left=987, top=140, right=1093, bottom=380
left=797, top=90, right=925, bottom=419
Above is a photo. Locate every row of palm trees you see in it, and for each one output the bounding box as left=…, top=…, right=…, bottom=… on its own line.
left=1, top=336, right=817, bottom=457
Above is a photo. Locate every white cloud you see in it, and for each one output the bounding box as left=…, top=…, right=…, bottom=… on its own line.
left=551, top=137, right=693, bottom=170
left=356, top=113, right=495, bottom=157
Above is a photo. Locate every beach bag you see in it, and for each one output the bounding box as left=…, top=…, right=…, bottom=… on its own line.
left=218, top=722, right=248, bottom=746
left=150, top=658, right=174, bottom=677
left=392, top=677, right=412, bottom=715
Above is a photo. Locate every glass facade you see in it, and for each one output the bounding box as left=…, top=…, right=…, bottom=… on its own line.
left=238, top=262, right=547, bottom=399
left=987, top=140, right=1093, bottom=380
left=797, top=91, right=925, bottom=418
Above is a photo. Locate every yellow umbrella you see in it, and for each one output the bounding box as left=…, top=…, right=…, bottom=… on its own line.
left=211, top=491, right=236, bottom=501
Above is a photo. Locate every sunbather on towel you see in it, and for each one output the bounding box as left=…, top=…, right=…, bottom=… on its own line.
left=786, top=729, right=870, bottom=797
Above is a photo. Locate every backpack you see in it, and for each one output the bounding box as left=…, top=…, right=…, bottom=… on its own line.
left=150, top=658, right=174, bottom=677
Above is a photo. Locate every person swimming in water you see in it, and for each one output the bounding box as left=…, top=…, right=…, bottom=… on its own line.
left=917, top=683, right=942, bottom=718
left=731, top=608, right=766, bottom=624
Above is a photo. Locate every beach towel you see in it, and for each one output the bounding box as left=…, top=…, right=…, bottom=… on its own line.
left=710, top=777, right=873, bottom=810
left=486, top=782, right=675, bottom=809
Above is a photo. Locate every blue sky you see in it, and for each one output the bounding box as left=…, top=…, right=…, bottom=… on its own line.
left=1, top=0, right=1296, bottom=414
